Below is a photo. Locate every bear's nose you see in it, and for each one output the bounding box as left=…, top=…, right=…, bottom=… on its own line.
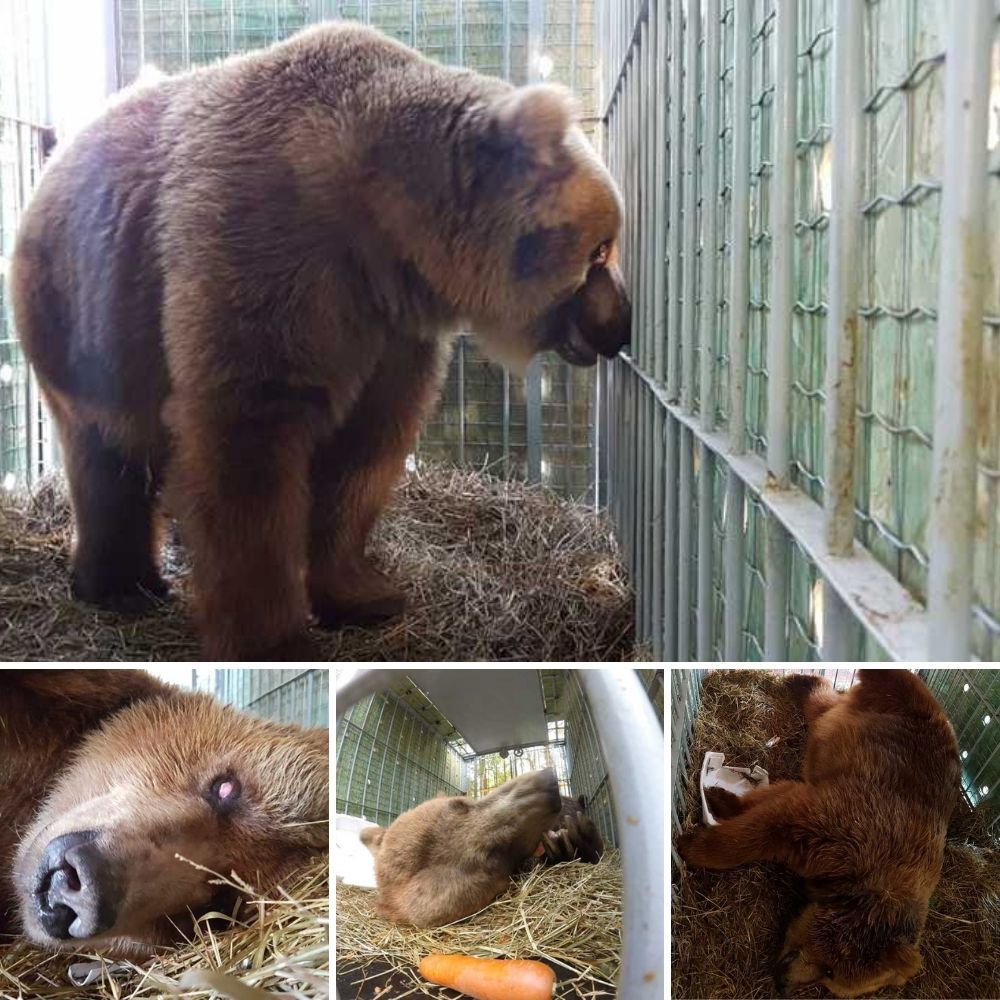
left=34, top=830, right=120, bottom=939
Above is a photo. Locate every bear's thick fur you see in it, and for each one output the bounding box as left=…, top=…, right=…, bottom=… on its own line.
left=0, top=670, right=328, bottom=955
left=677, top=669, right=960, bottom=999
left=11, top=22, right=630, bottom=660
left=359, top=767, right=562, bottom=927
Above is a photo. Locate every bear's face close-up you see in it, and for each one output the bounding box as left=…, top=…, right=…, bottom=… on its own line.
left=12, top=696, right=328, bottom=956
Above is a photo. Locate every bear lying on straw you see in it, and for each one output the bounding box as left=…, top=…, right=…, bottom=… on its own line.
left=678, top=669, right=959, bottom=999
left=361, top=768, right=603, bottom=926
left=0, top=670, right=328, bottom=956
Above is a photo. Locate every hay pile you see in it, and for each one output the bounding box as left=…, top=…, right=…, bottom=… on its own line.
left=336, top=852, right=623, bottom=999
left=672, top=670, right=1000, bottom=1000
left=0, top=465, right=635, bottom=661
left=0, top=854, right=328, bottom=1000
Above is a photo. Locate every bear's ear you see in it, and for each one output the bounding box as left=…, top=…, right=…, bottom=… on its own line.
left=577, top=795, right=587, bottom=810
left=490, top=83, right=577, bottom=167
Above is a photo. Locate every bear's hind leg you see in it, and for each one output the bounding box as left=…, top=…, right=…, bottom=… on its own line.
left=62, top=422, right=168, bottom=613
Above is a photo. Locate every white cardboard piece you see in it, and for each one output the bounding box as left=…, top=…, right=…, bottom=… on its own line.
left=699, top=751, right=769, bottom=827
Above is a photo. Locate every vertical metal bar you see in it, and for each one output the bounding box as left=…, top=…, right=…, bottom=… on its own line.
left=697, top=443, right=715, bottom=659
left=723, top=468, right=745, bottom=658
left=663, top=413, right=679, bottom=658
left=653, top=0, right=668, bottom=384
left=700, top=0, right=720, bottom=430
left=822, top=585, right=855, bottom=660
left=680, top=0, right=699, bottom=413
left=727, top=0, right=751, bottom=454
left=652, top=398, right=665, bottom=657
left=824, top=0, right=863, bottom=554
left=667, top=0, right=683, bottom=400
left=578, top=670, right=664, bottom=1000
left=411, top=0, right=417, bottom=47
left=524, top=0, right=544, bottom=483
left=502, top=0, right=510, bottom=80
left=457, top=336, right=466, bottom=466
left=766, top=0, right=796, bottom=486
left=137, top=0, right=145, bottom=66
left=677, top=425, right=694, bottom=659
left=502, top=367, right=511, bottom=476
left=637, top=387, right=648, bottom=641
left=763, top=518, right=789, bottom=659
left=570, top=0, right=578, bottom=93
left=926, top=0, right=993, bottom=661
left=455, top=0, right=463, bottom=65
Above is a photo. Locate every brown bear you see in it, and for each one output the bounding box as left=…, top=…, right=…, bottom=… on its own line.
left=541, top=793, right=604, bottom=865
left=359, top=767, right=562, bottom=926
left=677, top=669, right=959, bottom=999
left=10, top=22, right=630, bottom=661
left=0, top=669, right=328, bottom=956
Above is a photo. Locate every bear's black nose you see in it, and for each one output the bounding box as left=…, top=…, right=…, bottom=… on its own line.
left=34, top=830, right=120, bottom=940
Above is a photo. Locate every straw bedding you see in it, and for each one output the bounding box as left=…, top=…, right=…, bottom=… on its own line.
left=0, top=854, right=329, bottom=1000
left=0, top=465, right=635, bottom=661
left=672, top=669, right=1000, bottom=1000
left=336, top=851, right=623, bottom=999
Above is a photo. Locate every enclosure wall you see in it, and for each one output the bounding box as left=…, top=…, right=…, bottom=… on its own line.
left=336, top=690, right=467, bottom=827
left=0, top=0, right=50, bottom=494
left=214, top=667, right=329, bottom=727
left=598, top=0, right=1000, bottom=659
left=111, top=0, right=601, bottom=498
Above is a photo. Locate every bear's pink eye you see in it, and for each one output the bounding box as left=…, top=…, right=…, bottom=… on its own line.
left=207, top=774, right=242, bottom=812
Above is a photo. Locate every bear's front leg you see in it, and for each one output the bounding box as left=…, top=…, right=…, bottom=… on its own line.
left=677, top=780, right=810, bottom=870
left=166, top=396, right=318, bottom=661
left=308, top=338, right=449, bottom=628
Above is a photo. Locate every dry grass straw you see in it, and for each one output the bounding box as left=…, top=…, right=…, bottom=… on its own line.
left=336, top=851, right=623, bottom=999
left=672, top=669, right=1000, bottom=1000
left=0, top=854, right=329, bottom=1000
left=0, top=465, right=636, bottom=661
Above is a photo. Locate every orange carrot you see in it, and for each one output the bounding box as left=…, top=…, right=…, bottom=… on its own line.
left=418, top=954, right=556, bottom=1000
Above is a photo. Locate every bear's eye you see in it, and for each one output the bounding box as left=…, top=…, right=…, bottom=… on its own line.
left=590, top=240, right=612, bottom=266
left=823, top=967, right=834, bottom=979
left=206, top=774, right=242, bottom=813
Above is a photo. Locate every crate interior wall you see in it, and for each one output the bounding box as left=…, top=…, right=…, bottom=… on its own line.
left=0, top=0, right=48, bottom=494
left=598, top=0, right=1000, bottom=659
left=335, top=669, right=663, bottom=847
left=670, top=668, right=999, bottom=873
left=114, top=0, right=600, bottom=499
left=214, top=667, right=329, bottom=726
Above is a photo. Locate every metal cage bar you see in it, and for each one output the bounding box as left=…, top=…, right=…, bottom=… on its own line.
left=925, top=0, right=994, bottom=660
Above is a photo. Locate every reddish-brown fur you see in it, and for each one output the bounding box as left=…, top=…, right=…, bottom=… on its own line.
left=359, top=768, right=562, bottom=927
left=10, top=23, right=630, bottom=660
left=677, top=669, right=959, bottom=999
left=0, top=670, right=328, bottom=956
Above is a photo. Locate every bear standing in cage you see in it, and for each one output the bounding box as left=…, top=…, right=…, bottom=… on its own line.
left=10, top=21, right=630, bottom=661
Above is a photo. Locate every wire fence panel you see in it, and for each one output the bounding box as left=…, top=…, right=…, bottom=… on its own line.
left=598, top=0, right=1000, bottom=660
left=113, top=0, right=601, bottom=498
left=0, top=0, right=48, bottom=496
left=214, top=667, right=330, bottom=726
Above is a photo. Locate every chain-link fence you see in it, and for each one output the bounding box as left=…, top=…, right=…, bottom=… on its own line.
left=0, top=0, right=51, bottom=496
left=599, top=0, right=1000, bottom=661
left=212, top=667, right=329, bottom=726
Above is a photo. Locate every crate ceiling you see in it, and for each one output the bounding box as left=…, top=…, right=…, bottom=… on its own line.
left=402, top=669, right=549, bottom=755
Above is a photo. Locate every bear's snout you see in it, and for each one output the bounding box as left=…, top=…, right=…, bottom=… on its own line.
left=33, top=830, right=121, bottom=940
